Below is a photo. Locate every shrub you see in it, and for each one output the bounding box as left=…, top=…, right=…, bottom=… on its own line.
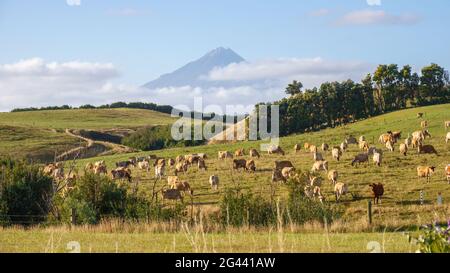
left=0, top=158, right=54, bottom=226
left=407, top=221, right=450, bottom=253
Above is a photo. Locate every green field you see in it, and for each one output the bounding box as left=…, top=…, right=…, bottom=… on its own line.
left=73, top=104, right=450, bottom=230
left=1, top=104, right=449, bottom=253
left=0, top=108, right=176, bottom=130
left=0, top=228, right=413, bottom=253
left=0, top=108, right=176, bottom=161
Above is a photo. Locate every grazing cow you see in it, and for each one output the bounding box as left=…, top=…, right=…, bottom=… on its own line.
left=304, top=142, right=311, bottom=151
left=334, top=182, right=348, bottom=202
left=359, top=136, right=366, bottom=143
left=171, top=181, right=193, bottom=195
left=218, top=151, right=233, bottom=160
left=174, top=162, right=189, bottom=176
left=421, top=120, right=428, bottom=128
left=359, top=140, right=369, bottom=151
left=446, top=132, right=450, bottom=144
left=417, top=166, right=435, bottom=182
left=175, top=155, right=184, bottom=163
left=405, top=134, right=412, bottom=148
left=411, top=137, right=422, bottom=149
left=209, top=175, right=219, bottom=190
left=274, top=160, right=294, bottom=170
left=116, top=160, right=135, bottom=168
left=313, top=152, right=324, bottom=161
left=85, top=162, right=94, bottom=172
left=185, top=155, right=200, bottom=165
left=331, top=147, right=342, bottom=161
left=233, top=159, right=247, bottom=171
left=304, top=185, right=324, bottom=203
left=197, top=153, right=207, bottom=159
left=167, top=176, right=179, bottom=187
left=321, top=143, right=329, bottom=152
left=417, top=112, right=424, bottom=118
left=309, top=175, right=322, bottom=188
left=351, top=153, right=369, bottom=167
left=168, top=159, right=176, bottom=167
left=446, top=165, right=450, bottom=184
left=345, top=136, right=358, bottom=145
left=399, top=143, right=408, bottom=156
left=234, top=148, right=245, bottom=157
left=294, top=144, right=301, bottom=153
left=198, top=158, right=207, bottom=171
left=379, top=132, right=394, bottom=144
left=138, top=161, right=150, bottom=172
left=309, top=145, right=317, bottom=153
left=154, top=164, right=165, bottom=179
left=417, top=144, right=438, bottom=155
left=268, top=145, right=285, bottom=155
left=93, top=165, right=107, bottom=175
left=372, top=152, right=382, bottom=167
left=340, top=142, right=348, bottom=152
left=369, top=183, right=384, bottom=204
left=311, top=160, right=328, bottom=172
left=328, top=170, right=338, bottom=185
left=271, top=169, right=286, bottom=183
left=445, top=121, right=450, bottom=130
left=281, top=167, right=295, bottom=179
left=162, top=189, right=183, bottom=203
left=385, top=140, right=394, bottom=152
left=412, top=130, right=432, bottom=142
left=368, top=146, right=382, bottom=156
left=391, top=131, right=402, bottom=143
left=249, top=149, right=261, bottom=158
left=111, top=167, right=132, bottom=182
left=245, top=160, right=256, bottom=172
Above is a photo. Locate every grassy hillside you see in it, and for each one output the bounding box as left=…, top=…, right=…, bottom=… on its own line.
left=0, top=108, right=176, bottom=130
left=0, top=108, right=176, bottom=161
left=74, top=104, right=450, bottom=230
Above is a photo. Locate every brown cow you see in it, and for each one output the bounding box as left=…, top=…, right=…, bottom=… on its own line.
left=369, top=183, right=384, bottom=204
left=234, top=148, right=245, bottom=157
left=245, top=160, right=256, bottom=172
left=233, top=159, right=247, bottom=171
left=417, top=144, right=438, bottom=155
left=249, top=149, right=261, bottom=158
left=274, top=160, right=294, bottom=170
left=268, top=145, right=285, bottom=155
left=198, top=158, right=207, bottom=171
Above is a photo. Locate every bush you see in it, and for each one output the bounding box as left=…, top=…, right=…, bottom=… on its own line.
left=122, top=125, right=204, bottom=151
left=0, top=158, right=54, bottom=226
left=407, top=221, right=450, bottom=253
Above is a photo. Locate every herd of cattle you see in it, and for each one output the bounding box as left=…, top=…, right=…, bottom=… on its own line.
left=42, top=116, right=450, bottom=204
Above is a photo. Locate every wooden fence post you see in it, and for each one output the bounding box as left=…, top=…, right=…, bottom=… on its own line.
left=367, top=200, right=372, bottom=225
left=71, top=208, right=77, bottom=226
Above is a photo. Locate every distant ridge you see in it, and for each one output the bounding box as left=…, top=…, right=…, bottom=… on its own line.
left=142, top=47, right=245, bottom=89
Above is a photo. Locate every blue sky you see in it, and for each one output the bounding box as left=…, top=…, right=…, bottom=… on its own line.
left=0, top=0, right=449, bottom=111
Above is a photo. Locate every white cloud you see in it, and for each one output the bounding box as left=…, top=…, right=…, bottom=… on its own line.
left=336, top=10, right=421, bottom=26
left=205, top=57, right=372, bottom=88
left=66, top=0, right=81, bottom=6
left=0, top=57, right=374, bottom=114
left=367, top=0, right=381, bottom=6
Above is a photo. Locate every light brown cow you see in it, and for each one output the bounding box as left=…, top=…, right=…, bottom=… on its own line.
left=421, top=120, right=428, bottom=128
left=309, top=145, right=317, bottom=153
left=372, top=152, right=382, bottom=167
left=174, top=162, right=189, bottom=176
left=294, top=144, right=301, bottom=153
left=138, top=161, right=150, bottom=172
left=445, top=121, right=450, bottom=130
left=334, top=182, right=348, bottom=202
left=417, top=166, right=435, bottom=182
left=328, top=170, right=338, bottom=185
left=331, top=147, right=342, bottom=161
left=234, top=148, right=245, bottom=157
left=304, top=142, right=311, bottom=151
left=268, top=145, right=285, bottom=155
left=359, top=140, right=369, bottom=151
left=167, top=176, right=179, bottom=187
left=311, top=160, right=328, bottom=172
left=385, top=140, right=394, bottom=152
left=218, top=151, right=233, bottom=160
left=281, top=167, right=295, bottom=179
left=209, top=175, right=219, bottom=190
left=171, top=181, right=193, bottom=195
left=245, top=160, right=256, bottom=172
left=446, top=132, right=450, bottom=144
left=399, top=143, right=408, bottom=156
left=445, top=165, right=450, bottom=184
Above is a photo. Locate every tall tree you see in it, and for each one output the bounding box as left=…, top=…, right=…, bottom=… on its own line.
left=285, top=80, right=303, bottom=96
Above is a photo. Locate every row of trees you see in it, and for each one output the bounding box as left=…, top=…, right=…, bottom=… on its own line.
left=266, top=63, right=449, bottom=136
